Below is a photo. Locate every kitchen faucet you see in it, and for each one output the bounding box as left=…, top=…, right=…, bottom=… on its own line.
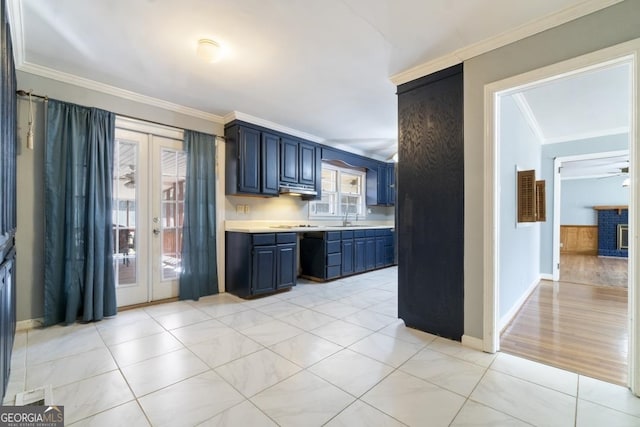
left=343, top=210, right=351, bottom=227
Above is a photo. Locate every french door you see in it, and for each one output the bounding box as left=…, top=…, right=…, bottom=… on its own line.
left=112, top=120, right=185, bottom=307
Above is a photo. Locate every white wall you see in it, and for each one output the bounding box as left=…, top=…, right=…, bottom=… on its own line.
left=561, top=175, right=629, bottom=225
left=498, top=95, right=541, bottom=321
left=463, top=0, right=640, bottom=339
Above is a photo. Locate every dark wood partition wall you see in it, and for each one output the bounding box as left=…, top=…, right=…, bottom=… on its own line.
left=397, top=64, right=464, bottom=340
left=0, top=0, right=17, bottom=402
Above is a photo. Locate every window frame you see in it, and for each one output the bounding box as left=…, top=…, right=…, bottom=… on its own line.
left=309, top=163, right=367, bottom=219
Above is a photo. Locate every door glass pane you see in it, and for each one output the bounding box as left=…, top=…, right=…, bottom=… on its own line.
left=161, top=148, right=186, bottom=280
left=113, top=140, right=137, bottom=286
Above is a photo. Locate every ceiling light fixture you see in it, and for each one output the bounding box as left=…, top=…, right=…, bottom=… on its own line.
left=196, top=38, right=222, bottom=63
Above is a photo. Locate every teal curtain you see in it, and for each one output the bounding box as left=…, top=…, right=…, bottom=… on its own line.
left=44, top=100, right=116, bottom=325
left=180, top=130, right=218, bottom=300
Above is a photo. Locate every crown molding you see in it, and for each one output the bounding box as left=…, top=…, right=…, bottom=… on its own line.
left=543, top=126, right=629, bottom=144
left=512, top=93, right=546, bottom=143
left=18, top=61, right=225, bottom=123
left=390, top=0, right=624, bottom=86
left=224, top=111, right=324, bottom=143
left=7, top=0, right=25, bottom=68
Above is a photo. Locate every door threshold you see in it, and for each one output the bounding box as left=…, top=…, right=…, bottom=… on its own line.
left=119, top=297, right=179, bottom=312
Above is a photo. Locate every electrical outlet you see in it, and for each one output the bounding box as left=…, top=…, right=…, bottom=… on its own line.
left=244, top=205, right=250, bottom=214
left=236, top=205, right=244, bottom=214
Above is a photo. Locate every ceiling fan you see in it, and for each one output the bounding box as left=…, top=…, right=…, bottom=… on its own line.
left=119, top=165, right=136, bottom=188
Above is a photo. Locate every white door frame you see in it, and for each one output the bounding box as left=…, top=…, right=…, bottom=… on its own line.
left=483, top=39, right=640, bottom=393
left=114, top=117, right=184, bottom=306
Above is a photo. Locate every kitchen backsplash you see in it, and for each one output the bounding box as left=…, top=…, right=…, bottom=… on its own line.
left=224, top=195, right=394, bottom=222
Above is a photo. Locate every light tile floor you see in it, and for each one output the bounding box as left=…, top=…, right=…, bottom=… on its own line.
left=4, top=266, right=640, bottom=426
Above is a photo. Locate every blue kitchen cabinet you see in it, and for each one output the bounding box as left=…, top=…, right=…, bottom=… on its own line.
left=225, top=123, right=280, bottom=196
left=300, top=231, right=342, bottom=280
left=299, top=142, right=316, bottom=186
left=280, top=137, right=299, bottom=183
left=365, top=230, right=376, bottom=270
left=226, top=232, right=297, bottom=297
left=386, top=163, right=396, bottom=205
left=252, top=244, right=277, bottom=293
left=341, top=231, right=354, bottom=275
left=238, top=126, right=261, bottom=194
left=276, top=242, right=297, bottom=288
left=354, top=236, right=366, bottom=273
left=279, top=139, right=317, bottom=187
left=366, top=162, right=395, bottom=206
left=262, top=132, right=280, bottom=195
left=375, top=235, right=386, bottom=268
left=301, top=228, right=395, bottom=281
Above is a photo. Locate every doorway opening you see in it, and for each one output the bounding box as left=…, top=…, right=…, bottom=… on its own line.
left=112, top=117, right=186, bottom=307
left=483, top=39, right=639, bottom=392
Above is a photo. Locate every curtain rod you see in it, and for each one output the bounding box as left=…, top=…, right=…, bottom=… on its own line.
left=16, top=89, right=224, bottom=140
left=16, top=89, right=48, bottom=100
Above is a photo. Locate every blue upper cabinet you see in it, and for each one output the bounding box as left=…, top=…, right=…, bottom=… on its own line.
left=280, top=138, right=299, bottom=184
left=225, top=123, right=280, bottom=196
left=299, top=143, right=316, bottom=185
left=262, top=132, right=280, bottom=195
left=238, top=126, right=261, bottom=194
left=279, top=138, right=316, bottom=187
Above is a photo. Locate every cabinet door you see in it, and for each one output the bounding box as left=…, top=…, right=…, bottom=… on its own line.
left=299, top=143, right=316, bottom=185
left=341, top=239, right=354, bottom=275
left=238, top=127, right=261, bottom=194
left=276, top=243, right=296, bottom=289
left=375, top=237, right=385, bottom=268
left=280, top=138, right=299, bottom=183
left=387, top=163, right=395, bottom=205
left=365, top=237, right=376, bottom=270
left=354, top=238, right=366, bottom=273
left=262, top=132, right=280, bottom=195
left=377, top=164, right=388, bottom=205
left=252, top=245, right=276, bottom=294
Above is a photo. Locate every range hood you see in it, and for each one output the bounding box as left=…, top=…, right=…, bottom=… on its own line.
left=279, top=183, right=317, bottom=196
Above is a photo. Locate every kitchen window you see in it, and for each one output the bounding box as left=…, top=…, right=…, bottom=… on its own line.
left=310, top=163, right=366, bottom=218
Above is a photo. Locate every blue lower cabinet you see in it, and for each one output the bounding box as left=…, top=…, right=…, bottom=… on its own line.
left=226, top=232, right=297, bottom=298
left=354, top=238, right=366, bottom=273
left=341, top=239, right=354, bottom=275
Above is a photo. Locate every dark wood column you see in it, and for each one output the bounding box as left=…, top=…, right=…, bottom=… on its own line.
left=397, top=64, right=464, bottom=340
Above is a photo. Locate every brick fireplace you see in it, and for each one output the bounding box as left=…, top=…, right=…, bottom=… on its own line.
left=595, top=206, right=628, bottom=258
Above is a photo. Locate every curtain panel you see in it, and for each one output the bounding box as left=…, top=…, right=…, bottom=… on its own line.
left=180, top=130, right=218, bottom=300
left=44, top=100, right=116, bottom=325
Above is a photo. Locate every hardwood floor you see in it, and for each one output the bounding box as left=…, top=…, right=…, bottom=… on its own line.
left=501, top=279, right=628, bottom=385
left=560, top=253, right=627, bottom=288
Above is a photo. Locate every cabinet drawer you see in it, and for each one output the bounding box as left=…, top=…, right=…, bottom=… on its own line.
left=365, top=230, right=376, bottom=237
left=326, top=265, right=341, bottom=279
left=354, top=230, right=366, bottom=238
left=326, top=240, right=341, bottom=254
left=375, top=229, right=392, bottom=237
left=326, top=231, right=342, bottom=241
left=253, top=233, right=276, bottom=245
left=327, top=252, right=341, bottom=267
left=341, top=230, right=354, bottom=239
left=277, top=233, right=297, bottom=244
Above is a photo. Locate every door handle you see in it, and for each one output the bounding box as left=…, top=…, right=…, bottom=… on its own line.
left=153, top=228, right=160, bottom=236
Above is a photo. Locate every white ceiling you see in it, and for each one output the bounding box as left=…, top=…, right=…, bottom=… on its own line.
left=13, top=0, right=619, bottom=159
left=518, top=62, right=631, bottom=144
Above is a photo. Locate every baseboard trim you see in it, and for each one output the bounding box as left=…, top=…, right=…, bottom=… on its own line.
left=540, top=273, right=554, bottom=280
left=498, top=276, right=540, bottom=332
left=16, top=318, right=43, bottom=331
left=461, top=335, right=484, bottom=351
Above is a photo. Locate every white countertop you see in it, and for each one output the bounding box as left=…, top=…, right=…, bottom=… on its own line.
left=225, top=221, right=394, bottom=233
